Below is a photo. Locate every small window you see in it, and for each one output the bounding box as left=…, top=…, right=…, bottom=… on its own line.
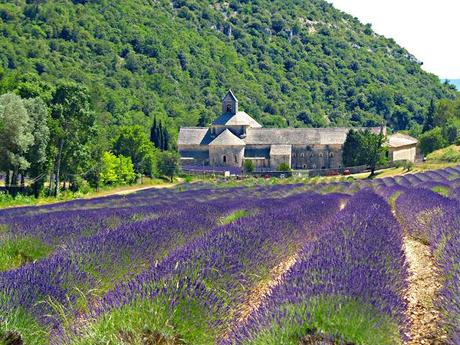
left=329, top=152, right=334, bottom=158
left=300, top=153, right=304, bottom=158
left=223, top=155, right=227, bottom=163
left=312, top=164, right=317, bottom=169
left=292, top=152, right=296, bottom=158
left=319, top=153, right=323, bottom=158
left=234, top=155, right=238, bottom=163
left=303, top=164, right=307, bottom=169
left=226, top=104, right=232, bottom=112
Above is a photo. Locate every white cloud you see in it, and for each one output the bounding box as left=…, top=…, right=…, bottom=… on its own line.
left=326, top=0, right=460, bottom=79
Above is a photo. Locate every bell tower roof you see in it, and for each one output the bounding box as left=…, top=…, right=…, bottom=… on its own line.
left=222, top=89, right=238, bottom=102
left=222, top=89, right=239, bottom=115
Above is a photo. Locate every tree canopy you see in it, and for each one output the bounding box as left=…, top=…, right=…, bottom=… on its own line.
left=343, top=129, right=387, bottom=175
left=0, top=0, right=457, bottom=137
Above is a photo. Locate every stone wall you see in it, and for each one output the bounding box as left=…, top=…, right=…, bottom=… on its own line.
left=390, top=145, right=417, bottom=162
left=291, top=144, right=343, bottom=170
left=209, top=145, right=245, bottom=167
left=178, top=145, right=210, bottom=165
left=270, top=154, right=291, bottom=170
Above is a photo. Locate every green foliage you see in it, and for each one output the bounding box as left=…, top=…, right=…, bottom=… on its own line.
left=419, top=127, right=448, bottom=155
left=430, top=97, right=460, bottom=146
left=343, top=129, right=387, bottom=174
left=0, top=237, right=52, bottom=272
left=49, top=81, right=96, bottom=195
left=432, top=186, right=450, bottom=197
left=99, top=152, right=136, bottom=186
left=422, top=99, right=436, bottom=133
left=0, top=93, right=34, bottom=176
left=342, top=129, right=363, bottom=167
left=393, top=160, right=414, bottom=171
left=156, top=151, right=180, bottom=182
left=113, top=126, right=157, bottom=176
left=150, top=116, right=170, bottom=151
left=23, top=97, right=50, bottom=197
left=0, top=0, right=456, bottom=135
left=243, top=159, right=255, bottom=173
left=277, top=162, right=291, bottom=172
left=0, top=306, right=49, bottom=345
left=220, top=209, right=249, bottom=225
left=70, top=297, right=216, bottom=345
left=245, top=296, right=401, bottom=345
left=426, top=145, right=460, bottom=163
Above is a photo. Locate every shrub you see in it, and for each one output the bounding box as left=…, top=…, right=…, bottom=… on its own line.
left=278, top=162, right=291, bottom=172
left=243, top=159, right=255, bottom=173
left=426, top=145, right=460, bottom=163
left=156, top=151, right=180, bottom=182
left=419, top=127, right=448, bottom=155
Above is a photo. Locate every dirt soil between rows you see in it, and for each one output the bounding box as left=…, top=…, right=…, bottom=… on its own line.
left=403, top=236, right=448, bottom=345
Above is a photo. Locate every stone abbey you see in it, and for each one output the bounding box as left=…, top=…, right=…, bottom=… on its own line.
left=178, top=90, right=417, bottom=170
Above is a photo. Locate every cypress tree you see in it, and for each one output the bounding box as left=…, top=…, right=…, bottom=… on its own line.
left=163, top=125, right=170, bottom=151
left=158, top=121, right=164, bottom=150
left=150, top=117, right=158, bottom=146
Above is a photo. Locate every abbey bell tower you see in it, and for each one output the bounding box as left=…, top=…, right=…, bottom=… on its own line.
left=221, top=89, right=238, bottom=115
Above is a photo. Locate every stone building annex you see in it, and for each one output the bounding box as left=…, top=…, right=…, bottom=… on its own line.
left=178, top=90, right=417, bottom=170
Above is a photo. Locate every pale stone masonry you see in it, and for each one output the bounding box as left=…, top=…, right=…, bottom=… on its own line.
left=178, top=90, right=417, bottom=170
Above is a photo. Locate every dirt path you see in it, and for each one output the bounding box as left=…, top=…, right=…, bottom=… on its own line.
left=220, top=254, right=299, bottom=341
left=99, top=183, right=177, bottom=196
left=403, top=236, right=447, bottom=344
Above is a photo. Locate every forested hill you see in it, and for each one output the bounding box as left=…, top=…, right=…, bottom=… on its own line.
left=0, top=0, right=457, bottom=137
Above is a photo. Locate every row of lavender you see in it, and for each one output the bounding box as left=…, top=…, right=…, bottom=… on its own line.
left=0, top=183, right=317, bottom=343
left=1, top=165, right=459, bottom=344
left=304, top=165, right=460, bottom=200
left=395, top=187, right=460, bottom=342
left=226, top=190, right=408, bottom=345
left=57, top=192, right=346, bottom=344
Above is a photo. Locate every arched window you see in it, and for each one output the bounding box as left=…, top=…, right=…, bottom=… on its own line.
left=223, top=155, right=227, bottom=163
left=319, top=153, right=323, bottom=158
left=234, top=155, right=238, bottom=163
left=300, top=153, right=304, bottom=158
left=329, top=152, right=334, bottom=158
left=292, top=152, right=296, bottom=158
left=226, top=104, right=232, bottom=112
left=303, top=164, right=307, bottom=169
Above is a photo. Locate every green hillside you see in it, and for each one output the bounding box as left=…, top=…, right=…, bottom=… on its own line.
left=0, top=0, right=457, bottom=138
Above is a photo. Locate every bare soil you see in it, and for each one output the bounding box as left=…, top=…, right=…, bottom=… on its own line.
left=403, top=236, right=448, bottom=345
left=300, top=331, right=354, bottom=345
left=219, top=253, right=299, bottom=341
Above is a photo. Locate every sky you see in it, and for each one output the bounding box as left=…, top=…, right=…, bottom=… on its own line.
left=326, top=0, right=460, bottom=79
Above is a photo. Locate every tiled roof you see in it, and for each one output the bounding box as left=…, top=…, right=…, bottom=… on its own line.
left=245, top=127, right=381, bottom=145
left=270, top=145, right=292, bottom=155
left=209, top=129, right=246, bottom=146
left=388, top=133, right=418, bottom=148
left=178, top=127, right=212, bottom=146
left=179, top=126, right=384, bottom=146
left=212, top=111, right=262, bottom=128
left=222, top=89, right=238, bottom=102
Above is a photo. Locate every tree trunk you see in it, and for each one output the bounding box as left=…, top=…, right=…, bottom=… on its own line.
left=48, top=171, right=53, bottom=196
left=5, top=170, right=10, bottom=192
left=11, top=169, right=18, bottom=198
left=54, top=139, right=64, bottom=197
left=20, top=173, right=25, bottom=193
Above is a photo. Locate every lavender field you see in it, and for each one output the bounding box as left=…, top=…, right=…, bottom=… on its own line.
left=1, top=166, right=460, bottom=344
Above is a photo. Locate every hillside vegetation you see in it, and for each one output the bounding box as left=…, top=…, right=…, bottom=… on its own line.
left=426, top=145, right=460, bottom=163
left=0, top=0, right=457, bottom=138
